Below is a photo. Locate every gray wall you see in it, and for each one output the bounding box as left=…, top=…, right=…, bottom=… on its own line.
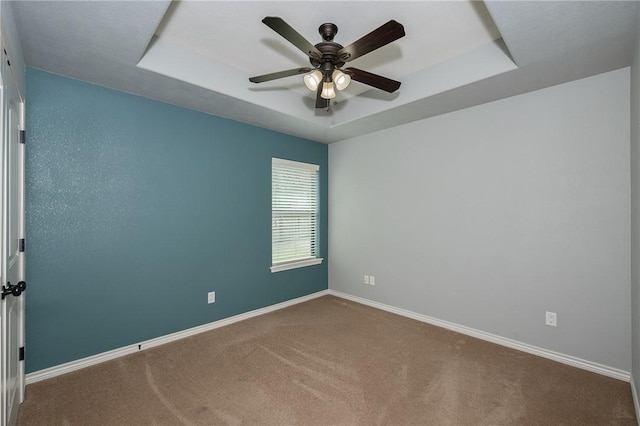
left=631, top=6, right=640, bottom=391
left=329, top=68, right=631, bottom=371
left=0, top=1, right=25, bottom=98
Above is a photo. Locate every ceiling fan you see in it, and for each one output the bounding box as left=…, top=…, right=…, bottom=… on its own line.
left=248, top=17, right=405, bottom=109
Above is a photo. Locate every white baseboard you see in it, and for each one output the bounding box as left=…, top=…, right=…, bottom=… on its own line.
left=26, top=290, right=330, bottom=385
left=329, top=290, right=631, bottom=382
left=631, top=375, right=640, bottom=424
left=27, top=289, right=631, bottom=386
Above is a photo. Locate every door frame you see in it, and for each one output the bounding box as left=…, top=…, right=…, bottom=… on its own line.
left=0, top=34, right=26, bottom=426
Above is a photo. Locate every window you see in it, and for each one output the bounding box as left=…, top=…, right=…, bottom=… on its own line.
left=271, top=158, right=323, bottom=272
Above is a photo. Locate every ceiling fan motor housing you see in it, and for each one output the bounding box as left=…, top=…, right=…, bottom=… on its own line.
left=310, top=24, right=345, bottom=74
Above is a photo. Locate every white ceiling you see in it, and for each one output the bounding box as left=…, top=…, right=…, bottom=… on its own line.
left=10, top=1, right=640, bottom=144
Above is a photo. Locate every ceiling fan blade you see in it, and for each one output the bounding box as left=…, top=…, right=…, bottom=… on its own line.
left=344, top=67, right=401, bottom=93
left=249, top=67, right=312, bottom=83
left=315, top=83, right=329, bottom=109
left=337, top=20, right=405, bottom=63
left=262, top=17, right=323, bottom=60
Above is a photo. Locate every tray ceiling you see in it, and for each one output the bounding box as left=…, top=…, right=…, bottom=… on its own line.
left=10, top=1, right=640, bottom=143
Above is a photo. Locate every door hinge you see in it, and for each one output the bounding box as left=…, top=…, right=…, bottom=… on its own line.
left=19, top=238, right=24, bottom=252
left=18, top=347, right=24, bottom=361
left=19, top=130, right=25, bottom=145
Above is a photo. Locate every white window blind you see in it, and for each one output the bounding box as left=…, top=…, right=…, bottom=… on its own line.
left=271, top=158, right=323, bottom=272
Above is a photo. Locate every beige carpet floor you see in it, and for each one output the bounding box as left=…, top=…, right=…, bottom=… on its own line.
left=17, top=295, right=636, bottom=425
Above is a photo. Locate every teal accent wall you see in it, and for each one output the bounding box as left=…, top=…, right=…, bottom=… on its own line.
left=25, top=68, right=328, bottom=373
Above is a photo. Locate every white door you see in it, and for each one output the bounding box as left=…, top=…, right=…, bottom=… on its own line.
left=0, top=42, right=25, bottom=426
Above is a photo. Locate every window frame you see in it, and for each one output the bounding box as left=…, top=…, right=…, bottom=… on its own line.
left=271, top=157, right=323, bottom=273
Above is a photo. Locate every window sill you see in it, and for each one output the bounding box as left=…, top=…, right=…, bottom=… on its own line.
left=271, top=258, right=324, bottom=273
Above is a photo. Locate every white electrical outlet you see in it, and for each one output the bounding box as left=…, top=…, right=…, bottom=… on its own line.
left=369, top=276, right=375, bottom=286
left=545, top=311, right=557, bottom=327
left=364, top=275, right=369, bottom=285
left=208, top=291, right=216, bottom=304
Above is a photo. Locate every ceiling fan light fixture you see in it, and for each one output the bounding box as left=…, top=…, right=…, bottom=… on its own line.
left=303, top=70, right=323, bottom=91
left=321, top=81, right=336, bottom=99
left=332, top=70, right=351, bottom=91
